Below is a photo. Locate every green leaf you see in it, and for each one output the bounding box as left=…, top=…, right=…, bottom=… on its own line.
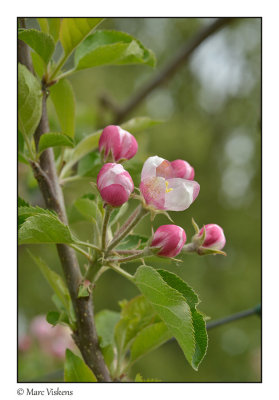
left=60, top=18, right=104, bottom=58
left=37, top=18, right=49, bottom=33
left=29, top=252, right=75, bottom=325
left=18, top=63, right=42, bottom=136
left=18, top=28, right=55, bottom=64
left=64, top=349, right=97, bottom=382
left=18, top=196, right=29, bottom=207
left=74, top=30, right=156, bottom=71
left=116, top=234, right=149, bottom=250
left=38, top=132, right=74, bottom=154
left=134, top=266, right=196, bottom=369
left=130, top=322, right=171, bottom=364
left=77, top=284, right=90, bottom=298
left=48, top=18, right=61, bottom=43
left=73, top=197, right=98, bottom=222
left=31, top=51, right=45, bottom=79
left=121, top=117, right=162, bottom=135
left=18, top=205, right=54, bottom=228
left=77, top=151, right=102, bottom=178
left=50, top=79, right=75, bottom=138
left=157, top=269, right=208, bottom=369
left=95, top=310, right=120, bottom=348
left=114, top=295, right=159, bottom=360
left=62, top=130, right=101, bottom=175
left=46, top=311, right=60, bottom=326
left=18, top=213, right=77, bottom=245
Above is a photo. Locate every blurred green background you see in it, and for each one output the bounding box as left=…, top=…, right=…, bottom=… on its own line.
left=18, top=17, right=261, bottom=382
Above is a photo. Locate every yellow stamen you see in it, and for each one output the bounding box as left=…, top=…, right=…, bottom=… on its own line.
left=165, top=180, right=173, bottom=193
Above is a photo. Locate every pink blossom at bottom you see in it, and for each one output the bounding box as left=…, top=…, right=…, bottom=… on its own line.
left=151, top=225, right=187, bottom=257
left=29, top=315, right=75, bottom=359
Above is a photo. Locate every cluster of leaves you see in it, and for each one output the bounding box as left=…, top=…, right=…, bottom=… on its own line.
left=18, top=18, right=208, bottom=381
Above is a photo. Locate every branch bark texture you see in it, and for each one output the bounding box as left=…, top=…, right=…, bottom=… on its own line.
left=18, top=20, right=111, bottom=382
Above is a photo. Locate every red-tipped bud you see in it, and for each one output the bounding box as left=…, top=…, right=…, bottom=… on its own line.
left=198, top=224, right=226, bottom=250
left=99, top=125, right=138, bottom=162
left=97, top=163, right=134, bottom=207
left=151, top=224, right=186, bottom=257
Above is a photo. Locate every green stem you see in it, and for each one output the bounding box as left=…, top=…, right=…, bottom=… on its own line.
left=111, top=249, right=143, bottom=255
left=69, top=244, right=92, bottom=261
left=107, top=264, right=134, bottom=281
left=76, top=241, right=100, bottom=252
left=59, top=175, right=92, bottom=186
left=54, top=68, right=75, bottom=82
left=57, top=147, right=66, bottom=176
left=102, top=205, right=113, bottom=250
left=22, top=128, right=36, bottom=160
left=182, top=243, right=196, bottom=253
left=85, top=259, right=103, bottom=282
left=106, top=205, right=148, bottom=253
left=106, top=249, right=150, bottom=264
left=48, top=53, right=68, bottom=82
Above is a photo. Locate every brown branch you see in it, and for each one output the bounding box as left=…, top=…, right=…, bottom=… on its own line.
left=18, top=19, right=111, bottom=382
left=110, top=17, right=237, bottom=124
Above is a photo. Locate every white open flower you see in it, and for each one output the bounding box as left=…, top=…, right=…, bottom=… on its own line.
left=140, top=156, right=200, bottom=211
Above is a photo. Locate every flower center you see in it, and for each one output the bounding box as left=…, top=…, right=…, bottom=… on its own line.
left=165, top=180, right=173, bottom=193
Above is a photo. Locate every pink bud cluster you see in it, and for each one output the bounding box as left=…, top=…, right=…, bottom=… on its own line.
left=96, top=125, right=225, bottom=259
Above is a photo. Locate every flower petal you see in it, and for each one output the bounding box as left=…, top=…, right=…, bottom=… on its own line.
left=164, top=178, right=200, bottom=211
left=100, top=184, right=129, bottom=207
left=141, top=156, right=165, bottom=180
left=140, top=176, right=166, bottom=209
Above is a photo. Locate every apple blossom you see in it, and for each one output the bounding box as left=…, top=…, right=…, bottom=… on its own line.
left=97, top=163, right=134, bottom=207
left=198, top=224, right=226, bottom=250
left=99, top=125, right=138, bottom=162
left=140, top=156, right=199, bottom=211
left=151, top=224, right=187, bottom=257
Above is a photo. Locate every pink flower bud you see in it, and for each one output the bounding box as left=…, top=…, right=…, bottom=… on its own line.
left=97, top=163, right=134, bottom=207
left=199, top=224, right=226, bottom=250
left=170, top=159, right=195, bottom=180
left=99, top=125, right=138, bottom=162
left=151, top=225, right=186, bottom=257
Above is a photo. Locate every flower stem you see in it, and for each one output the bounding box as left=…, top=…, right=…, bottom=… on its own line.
left=182, top=243, right=197, bottom=253
left=105, top=251, right=145, bottom=264
left=76, top=241, right=100, bottom=252
left=69, top=244, right=92, bottom=261
left=106, top=205, right=148, bottom=252
left=107, top=264, right=134, bottom=281
left=102, top=205, right=113, bottom=250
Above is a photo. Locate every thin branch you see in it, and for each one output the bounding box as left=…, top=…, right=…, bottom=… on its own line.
left=206, top=304, right=261, bottom=330
left=108, top=18, right=237, bottom=124
left=106, top=205, right=148, bottom=253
